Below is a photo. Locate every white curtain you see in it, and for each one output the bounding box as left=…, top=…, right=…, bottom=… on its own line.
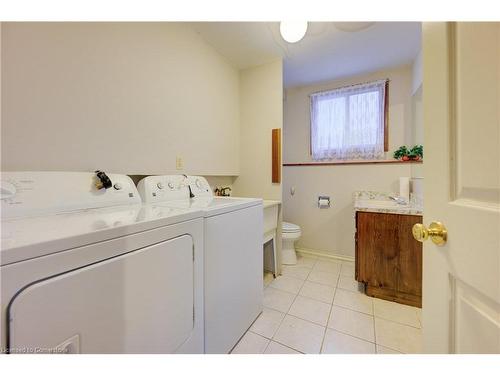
left=310, top=79, right=387, bottom=160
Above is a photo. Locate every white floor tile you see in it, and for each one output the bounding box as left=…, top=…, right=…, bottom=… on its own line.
left=337, top=274, right=362, bottom=293
left=373, top=298, right=421, bottom=328
left=328, top=305, right=375, bottom=342
left=273, top=315, right=325, bottom=354
left=340, top=262, right=355, bottom=277
left=288, top=295, right=332, bottom=326
left=376, top=345, right=402, bottom=354
left=307, top=269, right=339, bottom=287
left=263, top=287, right=296, bottom=313
left=270, top=275, right=305, bottom=294
left=313, top=259, right=342, bottom=274
left=375, top=317, right=422, bottom=354
left=333, top=289, right=374, bottom=315
left=299, top=281, right=336, bottom=304
left=417, top=308, right=423, bottom=327
left=281, top=265, right=312, bottom=280
left=295, top=254, right=317, bottom=268
left=321, top=329, right=376, bottom=354
left=250, top=308, right=285, bottom=339
left=231, top=331, right=270, bottom=354
left=264, top=341, right=302, bottom=354
left=263, top=272, right=274, bottom=288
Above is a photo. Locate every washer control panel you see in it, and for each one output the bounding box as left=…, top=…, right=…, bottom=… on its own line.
left=137, top=175, right=190, bottom=203
left=137, top=175, right=215, bottom=203
left=1, top=172, right=141, bottom=219
left=186, top=176, right=212, bottom=198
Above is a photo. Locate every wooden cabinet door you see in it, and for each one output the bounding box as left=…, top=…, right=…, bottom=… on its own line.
left=356, top=211, right=423, bottom=307
left=356, top=212, right=399, bottom=290
left=397, top=214, right=423, bottom=298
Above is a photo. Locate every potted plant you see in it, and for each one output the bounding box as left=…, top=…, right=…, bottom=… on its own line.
left=393, top=146, right=410, bottom=161
left=409, top=145, right=423, bottom=161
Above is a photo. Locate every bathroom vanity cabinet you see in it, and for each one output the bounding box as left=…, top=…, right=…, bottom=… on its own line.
left=355, top=211, right=423, bottom=307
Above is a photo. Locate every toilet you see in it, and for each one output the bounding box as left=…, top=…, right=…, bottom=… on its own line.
left=281, top=222, right=302, bottom=265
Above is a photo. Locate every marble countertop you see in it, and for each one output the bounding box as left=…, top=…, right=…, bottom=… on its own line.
left=353, top=191, right=423, bottom=216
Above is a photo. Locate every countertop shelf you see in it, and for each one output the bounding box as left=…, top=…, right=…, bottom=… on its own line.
left=354, top=206, right=423, bottom=216
left=353, top=191, right=423, bottom=216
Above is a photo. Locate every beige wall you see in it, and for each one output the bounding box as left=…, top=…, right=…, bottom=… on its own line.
left=411, top=86, right=424, bottom=178
left=283, top=164, right=411, bottom=258
left=411, top=52, right=424, bottom=179
left=1, top=22, right=240, bottom=176
left=284, top=65, right=413, bottom=164
left=412, top=49, right=423, bottom=95
left=283, top=65, right=414, bottom=258
left=232, top=60, right=283, bottom=200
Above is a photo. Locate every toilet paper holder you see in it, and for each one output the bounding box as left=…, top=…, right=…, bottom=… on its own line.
left=318, top=196, right=331, bottom=208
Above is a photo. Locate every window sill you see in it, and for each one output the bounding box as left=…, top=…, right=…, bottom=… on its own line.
left=283, top=159, right=423, bottom=167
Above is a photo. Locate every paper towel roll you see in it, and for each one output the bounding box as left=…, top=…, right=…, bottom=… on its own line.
left=399, top=177, right=410, bottom=203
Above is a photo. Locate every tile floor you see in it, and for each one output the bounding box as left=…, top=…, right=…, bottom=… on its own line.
left=231, top=254, right=422, bottom=354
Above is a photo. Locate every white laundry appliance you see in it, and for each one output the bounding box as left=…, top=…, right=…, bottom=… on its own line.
left=137, top=175, right=263, bottom=354
left=0, top=171, right=204, bottom=354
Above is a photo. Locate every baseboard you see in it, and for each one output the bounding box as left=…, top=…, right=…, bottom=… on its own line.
left=296, top=247, right=355, bottom=263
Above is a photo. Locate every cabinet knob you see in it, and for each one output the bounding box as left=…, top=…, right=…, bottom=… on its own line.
left=412, top=221, right=447, bottom=246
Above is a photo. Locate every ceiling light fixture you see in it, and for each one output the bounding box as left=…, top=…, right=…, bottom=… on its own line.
left=279, top=21, right=308, bottom=43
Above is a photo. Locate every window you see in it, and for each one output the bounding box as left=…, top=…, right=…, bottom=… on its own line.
left=310, top=79, right=388, bottom=161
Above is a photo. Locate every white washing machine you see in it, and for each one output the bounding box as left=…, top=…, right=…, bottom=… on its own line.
left=138, top=175, right=263, bottom=353
left=1, top=171, right=204, bottom=354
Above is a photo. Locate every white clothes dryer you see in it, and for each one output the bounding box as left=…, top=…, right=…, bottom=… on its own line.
left=138, top=175, right=263, bottom=353
left=1, top=171, right=204, bottom=354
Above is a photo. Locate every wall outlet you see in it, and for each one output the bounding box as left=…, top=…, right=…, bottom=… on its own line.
left=176, top=156, right=184, bottom=170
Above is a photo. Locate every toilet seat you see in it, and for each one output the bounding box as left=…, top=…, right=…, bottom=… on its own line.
left=282, top=221, right=301, bottom=233
left=281, top=221, right=301, bottom=265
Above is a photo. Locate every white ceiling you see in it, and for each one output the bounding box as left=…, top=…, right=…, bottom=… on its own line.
left=189, top=22, right=421, bottom=88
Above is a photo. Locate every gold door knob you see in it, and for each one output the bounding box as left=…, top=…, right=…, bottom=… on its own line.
left=412, top=221, right=447, bottom=246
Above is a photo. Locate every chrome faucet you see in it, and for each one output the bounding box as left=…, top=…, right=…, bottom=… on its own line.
left=215, top=187, right=232, bottom=197
left=220, top=187, right=231, bottom=197
left=389, top=195, right=408, bottom=205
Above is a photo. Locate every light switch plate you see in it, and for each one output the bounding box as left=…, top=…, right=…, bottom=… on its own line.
left=176, top=156, right=184, bottom=170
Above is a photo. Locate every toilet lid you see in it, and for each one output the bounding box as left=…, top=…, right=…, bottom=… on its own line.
left=282, top=222, right=301, bottom=233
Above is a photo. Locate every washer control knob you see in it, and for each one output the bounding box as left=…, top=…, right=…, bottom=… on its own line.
left=195, top=179, right=202, bottom=189
left=167, top=182, right=174, bottom=189
left=113, top=183, right=123, bottom=190
left=157, top=182, right=164, bottom=189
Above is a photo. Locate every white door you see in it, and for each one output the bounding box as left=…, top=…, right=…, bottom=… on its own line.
left=422, top=22, right=500, bottom=353
left=9, top=235, right=195, bottom=353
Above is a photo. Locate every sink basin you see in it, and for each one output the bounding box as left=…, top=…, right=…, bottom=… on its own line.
left=353, top=191, right=422, bottom=215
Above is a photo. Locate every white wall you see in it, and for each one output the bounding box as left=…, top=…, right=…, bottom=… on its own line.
left=283, top=164, right=411, bottom=258
left=412, top=49, right=423, bottom=95
left=1, top=22, right=240, bottom=176
left=411, top=86, right=424, bottom=179
left=284, top=65, right=414, bottom=163
left=232, top=60, right=283, bottom=200
left=411, top=52, right=424, bottom=179
left=283, top=65, right=414, bottom=258
left=283, top=66, right=412, bottom=163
